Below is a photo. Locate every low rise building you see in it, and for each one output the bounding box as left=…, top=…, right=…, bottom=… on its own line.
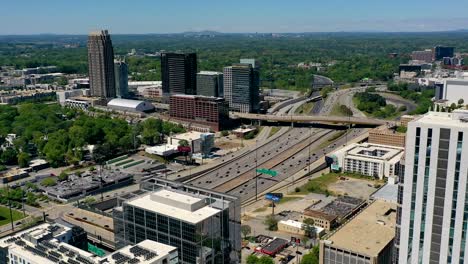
left=168, top=131, right=215, bottom=156
left=107, top=98, right=155, bottom=112
left=368, top=125, right=406, bottom=148
left=399, top=115, right=416, bottom=127
left=278, top=219, right=325, bottom=238
left=302, top=196, right=366, bottom=230
left=329, top=143, right=404, bottom=179
left=0, top=222, right=178, bottom=264
left=319, top=200, right=396, bottom=264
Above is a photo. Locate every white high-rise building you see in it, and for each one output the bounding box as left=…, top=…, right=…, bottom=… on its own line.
left=397, top=110, right=468, bottom=264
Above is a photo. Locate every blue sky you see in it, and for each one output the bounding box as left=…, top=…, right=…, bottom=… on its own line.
left=2, top=0, right=468, bottom=34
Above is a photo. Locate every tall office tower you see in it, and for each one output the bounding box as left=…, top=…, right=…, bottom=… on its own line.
left=223, top=63, right=260, bottom=113
left=397, top=110, right=468, bottom=264
left=113, top=178, right=241, bottom=264
left=161, top=52, right=197, bottom=99
left=196, top=71, right=224, bottom=97
left=433, top=46, right=455, bottom=60
left=88, top=30, right=116, bottom=98
left=114, top=59, right=129, bottom=98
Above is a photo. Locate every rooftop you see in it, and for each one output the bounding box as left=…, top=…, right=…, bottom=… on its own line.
left=412, top=110, right=468, bottom=128
left=371, top=183, right=398, bottom=204
left=324, top=200, right=396, bottom=257
left=332, top=142, right=404, bottom=163
left=0, top=223, right=175, bottom=264
left=198, top=71, right=222, bottom=75
left=170, top=131, right=213, bottom=141
left=305, top=196, right=364, bottom=220
left=107, top=98, right=148, bottom=108
left=125, top=189, right=220, bottom=224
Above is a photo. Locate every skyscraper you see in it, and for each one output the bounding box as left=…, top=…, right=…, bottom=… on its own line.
left=223, top=62, right=260, bottom=113
left=196, top=71, right=223, bottom=97
left=87, top=30, right=116, bottom=98
left=433, top=46, right=455, bottom=60
left=397, top=110, right=468, bottom=264
left=114, top=59, right=129, bottom=98
left=161, top=52, right=197, bottom=99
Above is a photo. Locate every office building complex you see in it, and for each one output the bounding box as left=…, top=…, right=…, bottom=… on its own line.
left=320, top=200, right=396, bottom=264
left=161, top=52, right=197, bottom=98
left=197, top=71, right=223, bottom=97
left=329, top=143, right=404, bottom=180
left=169, top=94, right=229, bottom=131
left=223, top=62, right=260, bottom=113
left=434, top=46, right=455, bottom=60
left=88, top=30, right=116, bottom=98
left=114, top=59, right=129, bottom=98
left=397, top=110, right=468, bottom=264
left=113, top=178, right=241, bottom=264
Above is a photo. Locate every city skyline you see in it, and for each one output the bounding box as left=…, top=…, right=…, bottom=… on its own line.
left=1, top=1, right=468, bottom=34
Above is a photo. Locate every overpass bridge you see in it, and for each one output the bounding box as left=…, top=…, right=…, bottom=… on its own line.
left=231, top=112, right=389, bottom=126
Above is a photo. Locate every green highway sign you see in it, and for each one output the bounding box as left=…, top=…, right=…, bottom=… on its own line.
left=256, top=168, right=278, bottom=177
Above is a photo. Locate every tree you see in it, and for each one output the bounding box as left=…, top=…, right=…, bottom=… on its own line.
left=1, top=147, right=18, bottom=165
left=302, top=218, right=316, bottom=238
left=241, top=225, right=252, bottom=239
left=264, top=215, right=278, bottom=231
left=247, top=255, right=259, bottom=264
left=40, top=178, right=57, bottom=187
left=301, top=245, right=320, bottom=264
left=17, top=152, right=31, bottom=168
left=58, top=171, right=69, bottom=181
left=258, top=256, right=274, bottom=264
left=178, top=140, right=189, bottom=147
left=221, top=130, right=229, bottom=137
left=458, top=98, right=465, bottom=105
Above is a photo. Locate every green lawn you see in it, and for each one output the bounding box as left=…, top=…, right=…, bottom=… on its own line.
left=277, top=196, right=301, bottom=204
left=0, top=206, right=25, bottom=226
left=295, top=102, right=315, bottom=114
left=330, top=103, right=348, bottom=117
left=268, top=127, right=281, bottom=138
left=298, top=173, right=340, bottom=195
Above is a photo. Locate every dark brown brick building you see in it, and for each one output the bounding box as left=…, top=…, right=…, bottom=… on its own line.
left=169, top=94, right=229, bottom=131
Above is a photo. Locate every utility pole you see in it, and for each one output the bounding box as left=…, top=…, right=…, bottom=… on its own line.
left=6, top=184, right=14, bottom=231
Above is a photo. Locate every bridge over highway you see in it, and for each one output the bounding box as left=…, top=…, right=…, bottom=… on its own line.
left=231, top=112, right=389, bottom=126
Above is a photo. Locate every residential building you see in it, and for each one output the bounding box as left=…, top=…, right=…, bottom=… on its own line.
left=169, top=94, right=229, bottom=131
left=397, top=110, right=468, bottom=264
left=113, top=178, right=241, bottom=264
left=320, top=200, right=396, bottom=264
left=223, top=62, right=260, bottom=113
left=368, top=125, right=406, bottom=148
left=161, top=52, right=197, bottom=98
left=88, top=30, right=116, bottom=98
left=328, top=143, right=404, bottom=179
left=197, top=71, right=223, bottom=97
left=0, top=223, right=178, bottom=264
left=434, top=46, right=455, bottom=60
left=56, top=89, right=89, bottom=105
left=114, top=59, right=129, bottom=98
left=411, top=50, right=433, bottom=63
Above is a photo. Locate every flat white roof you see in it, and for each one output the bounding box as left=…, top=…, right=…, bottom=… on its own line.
left=171, top=131, right=212, bottom=141
left=279, top=219, right=325, bottom=234
left=412, top=110, right=468, bottom=128
left=198, top=71, right=222, bottom=75
left=103, top=240, right=176, bottom=264
left=126, top=189, right=220, bottom=224
left=334, top=143, right=404, bottom=162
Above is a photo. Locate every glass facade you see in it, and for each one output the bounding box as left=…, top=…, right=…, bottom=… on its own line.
left=418, top=128, right=432, bottom=264
left=113, top=178, right=241, bottom=264
left=408, top=127, right=421, bottom=261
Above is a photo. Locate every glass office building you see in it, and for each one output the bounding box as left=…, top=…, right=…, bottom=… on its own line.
left=113, top=178, right=241, bottom=264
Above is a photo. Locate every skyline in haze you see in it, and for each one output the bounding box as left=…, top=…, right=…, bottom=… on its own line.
left=1, top=0, right=468, bottom=34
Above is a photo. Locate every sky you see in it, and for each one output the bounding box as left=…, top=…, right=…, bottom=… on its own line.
left=1, top=0, right=468, bottom=34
